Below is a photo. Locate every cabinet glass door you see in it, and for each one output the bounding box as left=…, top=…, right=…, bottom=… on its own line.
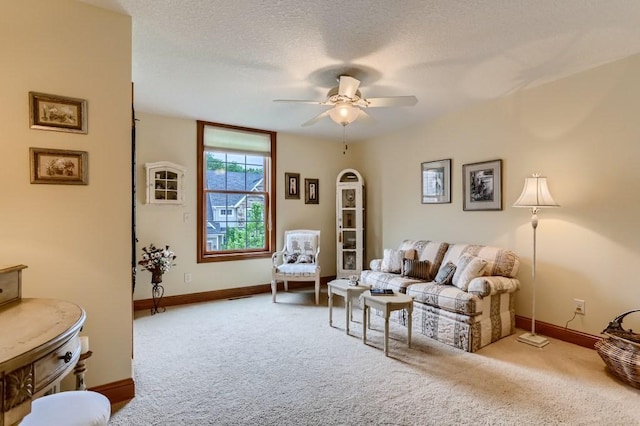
left=342, top=188, right=356, bottom=208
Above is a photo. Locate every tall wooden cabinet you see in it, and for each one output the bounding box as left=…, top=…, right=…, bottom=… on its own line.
left=336, top=169, right=365, bottom=278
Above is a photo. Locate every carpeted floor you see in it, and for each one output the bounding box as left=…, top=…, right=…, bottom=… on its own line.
left=110, top=288, right=640, bottom=425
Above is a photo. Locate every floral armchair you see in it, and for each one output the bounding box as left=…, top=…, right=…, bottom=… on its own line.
left=271, top=230, right=321, bottom=304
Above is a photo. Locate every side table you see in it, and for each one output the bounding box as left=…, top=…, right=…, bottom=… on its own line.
left=360, top=290, right=413, bottom=356
left=328, top=279, right=370, bottom=335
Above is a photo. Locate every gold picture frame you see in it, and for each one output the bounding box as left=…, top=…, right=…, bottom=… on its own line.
left=30, top=147, right=89, bottom=185
left=29, top=92, right=88, bottom=134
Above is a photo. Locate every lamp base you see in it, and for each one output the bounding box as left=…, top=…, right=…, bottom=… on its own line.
left=517, top=332, right=550, bottom=348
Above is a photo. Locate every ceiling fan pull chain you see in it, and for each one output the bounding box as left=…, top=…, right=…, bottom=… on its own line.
left=343, top=125, right=348, bottom=155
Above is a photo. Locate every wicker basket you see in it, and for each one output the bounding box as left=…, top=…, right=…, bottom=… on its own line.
left=595, top=309, right=640, bottom=389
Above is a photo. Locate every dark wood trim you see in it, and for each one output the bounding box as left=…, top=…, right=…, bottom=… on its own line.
left=133, top=277, right=334, bottom=311
left=90, top=378, right=135, bottom=404
left=195, top=120, right=277, bottom=264
left=134, top=284, right=601, bottom=350
left=515, top=315, right=601, bottom=349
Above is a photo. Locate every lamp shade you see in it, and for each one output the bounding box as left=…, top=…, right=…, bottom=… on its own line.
left=328, top=103, right=360, bottom=126
left=513, top=174, right=559, bottom=208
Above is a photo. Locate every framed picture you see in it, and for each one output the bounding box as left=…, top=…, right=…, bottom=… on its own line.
left=462, top=159, right=502, bottom=211
left=421, top=159, right=451, bottom=204
left=285, top=172, right=300, bottom=199
left=305, top=178, right=319, bottom=204
left=30, top=147, right=89, bottom=185
left=29, top=92, right=88, bottom=134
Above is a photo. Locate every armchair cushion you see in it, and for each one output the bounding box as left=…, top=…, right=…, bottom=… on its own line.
left=285, top=232, right=318, bottom=256
left=275, top=263, right=318, bottom=275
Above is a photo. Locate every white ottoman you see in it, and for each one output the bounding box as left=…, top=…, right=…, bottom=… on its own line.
left=20, top=391, right=111, bottom=426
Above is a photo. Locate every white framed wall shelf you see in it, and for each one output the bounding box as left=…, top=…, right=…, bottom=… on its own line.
left=336, top=169, right=365, bottom=278
left=145, top=161, right=186, bottom=205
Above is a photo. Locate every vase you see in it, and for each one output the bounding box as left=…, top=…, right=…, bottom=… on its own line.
left=151, top=270, right=163, bottom=284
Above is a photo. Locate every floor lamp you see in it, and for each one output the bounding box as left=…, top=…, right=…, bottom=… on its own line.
left=513, top=173, right=559, bottom=348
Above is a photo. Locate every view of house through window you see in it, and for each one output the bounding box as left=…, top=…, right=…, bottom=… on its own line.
left=197, top=121, right=276, bottom=262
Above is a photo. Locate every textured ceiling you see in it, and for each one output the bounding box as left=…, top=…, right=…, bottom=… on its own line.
left=81, top=0, right=640, bottom=141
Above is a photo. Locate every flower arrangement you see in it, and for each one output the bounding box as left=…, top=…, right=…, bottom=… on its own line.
left=138, top=243, right=176, bottom=284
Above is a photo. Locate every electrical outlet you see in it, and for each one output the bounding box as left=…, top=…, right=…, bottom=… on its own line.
left=184, top=273, right=192, bottom=284
left=574, top=298, right=585, bottom=315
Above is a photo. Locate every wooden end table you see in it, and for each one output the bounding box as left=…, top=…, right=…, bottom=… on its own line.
left=328, top=279, right=370, bottom=335
left=360, top=290, right=413, bottom=356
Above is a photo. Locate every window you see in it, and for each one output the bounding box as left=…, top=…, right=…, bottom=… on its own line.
left=197, top=121, right=276, bottom=262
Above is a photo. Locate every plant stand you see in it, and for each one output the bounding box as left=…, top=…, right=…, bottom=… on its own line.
left=151, top=282, right=165, bottom=315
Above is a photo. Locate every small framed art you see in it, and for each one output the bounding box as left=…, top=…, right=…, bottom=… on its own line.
left=285, top=172, right=300, bottom=199
left=305, top=178, right=319, bottom=204
left=30, top=147, right=89, bottom=185
left=29, top=92, right=88, bottom=134
left=462, top=159, right=502, bottom=211
left=421, top=159, right=451, bottom=204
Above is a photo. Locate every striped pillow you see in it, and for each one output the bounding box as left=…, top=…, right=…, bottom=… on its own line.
left=452, top=254, right=487, bottom=291
left=402, top=259, right=431, bottom=281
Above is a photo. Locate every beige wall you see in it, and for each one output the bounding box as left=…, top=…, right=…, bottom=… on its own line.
left=351, top=54, right=640, bottom=336
left=134, top=113, right=351, bottom=300
left=0, top=1, right=133, bottom=388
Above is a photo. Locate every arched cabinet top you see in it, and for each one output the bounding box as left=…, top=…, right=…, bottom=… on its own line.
left=336, top=168, right=364, bottom=186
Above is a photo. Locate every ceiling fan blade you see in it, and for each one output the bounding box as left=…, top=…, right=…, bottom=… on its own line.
left=363, top=96, right=418, bottom=108
left=273, top=99, right=328, bottom=105
left=338, top=76, right=360, bottom=99
left=301, top=110, right=331, bottom=127
left=356, top=109, right=376, bottom=123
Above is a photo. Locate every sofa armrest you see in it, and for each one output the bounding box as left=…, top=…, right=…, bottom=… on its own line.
left=369, top=259, right=382, bottom=271
left=468, top=276, right=521, bottom=297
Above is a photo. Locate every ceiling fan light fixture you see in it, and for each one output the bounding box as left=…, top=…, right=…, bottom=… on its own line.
left=328, top=103, right=359, bottom=126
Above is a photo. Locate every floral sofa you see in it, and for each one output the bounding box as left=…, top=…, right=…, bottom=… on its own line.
left=360, top=240, right=520, bottom=352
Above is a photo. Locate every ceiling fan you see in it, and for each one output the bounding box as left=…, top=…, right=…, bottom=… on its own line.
left=274, top=75, right=418, bottom=127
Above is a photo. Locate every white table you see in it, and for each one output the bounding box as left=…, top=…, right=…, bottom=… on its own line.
left=360, top=290, right=413, bottom=356
left=327, top=279, right=370, bottom=335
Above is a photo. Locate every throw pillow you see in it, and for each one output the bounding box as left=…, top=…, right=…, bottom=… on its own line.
left=284, top=252, right=298, bottom=264
left=452, top=254, right=488, bottom=291
left=402, top=259, right=431, bottom=280
left=296, top=254, right=314, bottom=264
left=381, top=249, right=405, bottom=273
left=434, top=261, right=456, bottom=285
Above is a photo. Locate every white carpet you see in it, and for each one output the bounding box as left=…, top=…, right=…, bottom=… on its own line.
left=110, top=289, right=640, bottom=425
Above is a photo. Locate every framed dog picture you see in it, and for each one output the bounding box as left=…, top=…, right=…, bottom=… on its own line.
left=462, top=159, right=502, bottom=211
